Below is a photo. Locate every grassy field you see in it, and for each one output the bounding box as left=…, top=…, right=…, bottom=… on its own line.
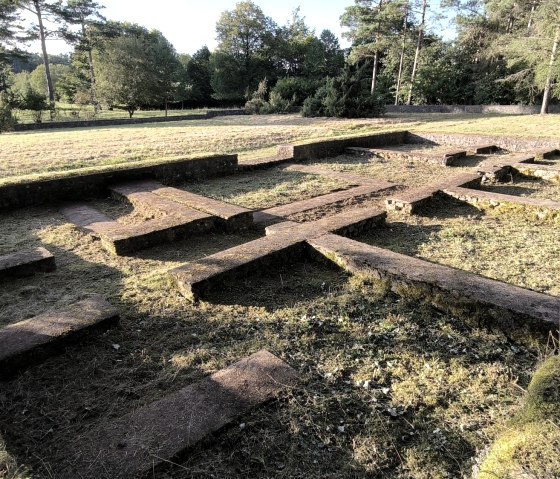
left=0, top=114, right=559, bottom=478
left=2, top=113, right=560, bottom=179
left=0, top=203, right=549, bottom=478
left=12, top=104, right=209, bottom=124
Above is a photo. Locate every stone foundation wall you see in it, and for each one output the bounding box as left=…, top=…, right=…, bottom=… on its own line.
left=386, top=104, right=560, bottom=115
left=0, top=154, right=237, bottom=209
left=291, top=131, right=408, bottom=160
left=13, top=109, right=248, bottom=132
left=407, top=132, right=560, bottom=152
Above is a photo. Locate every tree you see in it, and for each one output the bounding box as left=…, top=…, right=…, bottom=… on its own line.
left=181, top=46, right=214, bottom=106
left=407, top=0, right=428, bottom=104
left=341, top=0, right=407, bottom=95
left=320, top=29, right=345, bottom=77
left=12, top=0, right=62, bottom=110
left=57, top=0, right=106, bottom=110
left=94, top=25, right=180, bottom=117
left=212, top=0, right=277, bottom=99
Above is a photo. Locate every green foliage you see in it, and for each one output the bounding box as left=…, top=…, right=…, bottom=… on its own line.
left=0, top=91, right=16, bottom=132
left=18, top=86, right=48, bottom=122
left=244, top=78, right=295, bottom=114
left=302, top=66, right=386, bottom=118
left=94, top=24, right=180, bottom=116
left=270, top=77, right=319, bottom=106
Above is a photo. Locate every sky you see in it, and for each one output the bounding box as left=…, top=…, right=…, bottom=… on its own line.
left=26, top=0, right=455, bottom=56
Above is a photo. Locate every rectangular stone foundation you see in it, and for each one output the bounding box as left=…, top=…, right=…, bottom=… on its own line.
left=0, top=296, right=119, bottom=378
left=308, top=234, right=560, bottom=329
left=0, top=247, right=56, bottom=279
left=513, top=163, right=560, bottom=184
left=442, top=186, right=560, bottom=222
left=351, top=147, right=467, bottom=166
left=59, top=350, right=298, bottom=479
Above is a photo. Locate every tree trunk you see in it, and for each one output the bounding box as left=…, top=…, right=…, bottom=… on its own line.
left=541, top=26, right=560, bottom=115
left=395, top=5, right=409, bottom=105
left=371, top=50, right=379, bottom=95
left=407, top=0, right=427, bottom=105
left=165, top=99, right=168, bottom=117
left=81, top=20, right=99, bottom=113
left=371, top=0, right=384, bottom=95
left=34, top=0, right=55, bottom=114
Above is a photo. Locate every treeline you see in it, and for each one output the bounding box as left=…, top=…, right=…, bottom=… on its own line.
left=0, top=0, right=559, bottom=129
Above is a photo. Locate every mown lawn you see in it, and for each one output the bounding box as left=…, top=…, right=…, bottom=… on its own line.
left=2, top=112, right=560, bottom=179
left=0, top=114, right=558, bottom=478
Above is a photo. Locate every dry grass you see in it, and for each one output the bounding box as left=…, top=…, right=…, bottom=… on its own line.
left=1, top=115, right=558, bottom=478
left=0, top=206, right=545, bottom=477
left=308, top=154, right=474, bottom=187
left=479, top=176, right=560, bottom=201
left=0, top=115, right=406, bottom=178
left=356, top=198, right=560, bottom=296
left=3, top=112, right=560, bottom=180
left=181, top=168, right=351, bottom=210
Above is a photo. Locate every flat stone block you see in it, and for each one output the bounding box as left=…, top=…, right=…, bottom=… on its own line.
left=308, top=234, right=560, bottom=328
left=152, top=187, right=253, bottom=229
left=265, top=206, right=386, bottom=239
left=60, top=350, right=298, bottom=479
left=0, top=296, right=119, bottom=378
left=171, top=232, right=307, bottom=301
left=474, top=144, right=499, bottom=155
left=442, top=187, right=560, bottom=220
left=61, top=203, right=116, bottom=235
left=0, top=247, right=56, bottom=279
left=260, top=184, right=392, bottom=220
left=102, top=212, right=215, bottom=255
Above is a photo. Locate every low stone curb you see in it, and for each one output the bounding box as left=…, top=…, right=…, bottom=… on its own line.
left=0, top=296, right=119, bottom=379
left=0, top=247, right=56, bottom=279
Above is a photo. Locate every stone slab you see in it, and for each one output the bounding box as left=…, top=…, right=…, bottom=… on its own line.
left=110, top=180, right=253, bottom=229
left=513, top=163, right=560, bottom=183
left=0, top=296, right=119, bottom=378
left=355, top=147, right=466, bottom=166
left=255, top=184, right=392, bottom=225
left=474, top=144, right=500, bottom=155
left=308, top=234, right=560, bottom=328
left=101, top=212, right=215, bottom=256
left=442, top=186, right=560, bottom=221
left=0, top=247, right=56, bottom=279
left=61, top=203, right=116, bottom=235
left=535, top=148, right=559, bottom=160
left=0, top=154, right=238, bottom=210
left=60, top=350, right=298, bottom=479
left=266, top=206, right=387, bottom=238
left=62, top=200, right=215, bottom=255
left=152, top=188, right=253, bottom=229
left=386, top=173, right=482, bottom=213
left=171, top=232, right=308, bottom=301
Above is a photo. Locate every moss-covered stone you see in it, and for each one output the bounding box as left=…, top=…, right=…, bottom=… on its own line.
left=478, top=356, right=560, bottom=479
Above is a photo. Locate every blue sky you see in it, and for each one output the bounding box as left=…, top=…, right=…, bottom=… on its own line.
left=31, top=0, right=455, bottom=55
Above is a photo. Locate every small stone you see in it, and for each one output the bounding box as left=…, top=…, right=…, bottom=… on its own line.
left=112, top=344, right=121, bottom=351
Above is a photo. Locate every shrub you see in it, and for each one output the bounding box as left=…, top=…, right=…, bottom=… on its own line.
left=0, top=92, right=16, bottom=132
left=245, top=78, right=296, bottom=114
left=271, top=77, right=319, bottom=107
left=18, top=87, right=49, bottom=123
left=302, top=75, right=385, bottom=118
